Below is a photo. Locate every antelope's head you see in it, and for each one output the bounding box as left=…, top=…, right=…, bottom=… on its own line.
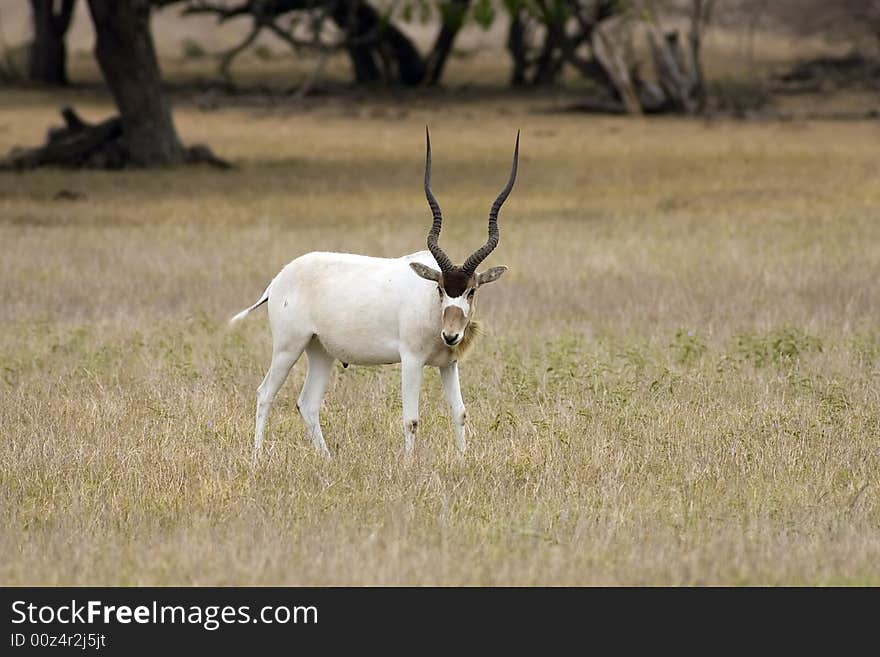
left=410, top=128, right=518, bottom=347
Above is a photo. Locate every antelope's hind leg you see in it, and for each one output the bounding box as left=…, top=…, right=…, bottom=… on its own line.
left=254, top=341, right=308, bottom=463
left=298, top=339, right=335, bottom=458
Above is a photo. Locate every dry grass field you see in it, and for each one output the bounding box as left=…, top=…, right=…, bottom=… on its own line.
left=1, top=77, right=879, bottom=584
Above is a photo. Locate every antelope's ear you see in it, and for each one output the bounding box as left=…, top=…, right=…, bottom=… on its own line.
left=476, top=266, right=508, bottom=286
left=410, top=262, right=442, bottom=282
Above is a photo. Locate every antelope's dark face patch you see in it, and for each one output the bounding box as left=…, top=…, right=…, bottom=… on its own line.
left=439, top=269, right=474, bottom=298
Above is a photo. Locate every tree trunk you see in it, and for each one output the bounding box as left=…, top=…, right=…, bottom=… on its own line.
left=688, top=0, right=709, bottom=112
left=374, top=11, right=425, bottom=84
left=647, top=25, right=696, bottom=114
left=331, top=0, right=425, bottom=86
left=531, top=19, right=565, bottom=85
left=507, top=11, right=527, bottom=86
left=347, top=45, right=383, bottom=84
left=330, top=1, right=382, bottom=83
left=424, top=0, right=471, bottom=85
left=85, top=0, right=184, bottom=165
left=28, top=0, right=76, bottom=85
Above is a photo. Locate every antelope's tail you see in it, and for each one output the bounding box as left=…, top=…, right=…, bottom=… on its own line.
left=228, top=281, right=272, bottom=327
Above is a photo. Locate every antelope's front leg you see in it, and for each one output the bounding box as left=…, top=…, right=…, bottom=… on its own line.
left=401, top=357, right=423, bottom=454
left=440, top=362, right=467, bottom=453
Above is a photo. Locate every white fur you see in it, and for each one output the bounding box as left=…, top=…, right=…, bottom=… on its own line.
left=232, top=250, right=485, bottom=461
left=444, top=294, right=471, bottom=315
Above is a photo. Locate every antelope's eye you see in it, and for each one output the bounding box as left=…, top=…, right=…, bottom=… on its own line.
left=467, top=289, right=475, bottom=299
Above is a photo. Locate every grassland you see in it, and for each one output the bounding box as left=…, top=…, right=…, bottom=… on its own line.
left=1, top=82, right=879, bottom=584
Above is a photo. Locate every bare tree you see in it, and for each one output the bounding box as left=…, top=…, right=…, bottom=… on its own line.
left=505, top=0, right=716, bottom=114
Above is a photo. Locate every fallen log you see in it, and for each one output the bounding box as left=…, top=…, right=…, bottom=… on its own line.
left=1, top=106, right=231, bottom=171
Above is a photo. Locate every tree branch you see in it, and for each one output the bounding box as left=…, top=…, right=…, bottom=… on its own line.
left=218, top=21, right=262, bottom=81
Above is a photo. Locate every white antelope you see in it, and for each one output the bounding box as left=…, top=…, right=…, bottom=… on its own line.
left=230, top=129, right=519, bottom=460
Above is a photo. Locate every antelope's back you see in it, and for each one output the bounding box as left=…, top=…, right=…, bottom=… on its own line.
left=267, top=251, right=435, bottom=365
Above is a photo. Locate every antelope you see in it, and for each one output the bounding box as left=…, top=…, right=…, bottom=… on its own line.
left=230, top=128, right=518, bottom=461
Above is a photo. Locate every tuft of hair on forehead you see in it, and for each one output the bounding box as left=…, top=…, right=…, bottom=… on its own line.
left=441, top=269, right=473, bottom=297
